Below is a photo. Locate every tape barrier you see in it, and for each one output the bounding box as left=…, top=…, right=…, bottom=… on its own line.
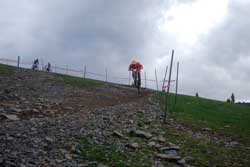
left=162, top=85, right=174, bottom=88
left=162, top=80, right=176, bottom=82
left=87, top=71, right=105, bottom=77
left=113, top=77, right=129, bottom=80
left=141, top=78, right=155, bottom=82
left=51, top=66, right=83, bottom=73
left=0, top=58, right=17, bottom=63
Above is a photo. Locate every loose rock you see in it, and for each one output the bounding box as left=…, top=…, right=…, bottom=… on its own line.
left=156, top=154, right=181, bottom=160
left=0, top=113, right=20, bottom=121
left=130, top=129, right=152, bottom=139
left=177, top=158, right=186, bottom=165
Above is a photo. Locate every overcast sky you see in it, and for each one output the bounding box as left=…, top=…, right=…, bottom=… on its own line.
left=0, top=0, right=249, bottom=102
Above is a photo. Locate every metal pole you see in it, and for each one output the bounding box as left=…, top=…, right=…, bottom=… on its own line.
left=129, top=71, right=131, bottom=86
left=17, top=56, right=20, bottom=68
left=164, top=49, right=174, bottom=123
left=145, top=71, right=147, bottom=88
left=41, top=58, right=44, bottom=71
left=162, top=66, right=168, bottom=91
left=155, top=68, right=159, bottom=91
left=83, top=65, right=86, bottom=78
left=105, top=68, right=108, bottom=82
left=175, top=62, right=179, bottom=105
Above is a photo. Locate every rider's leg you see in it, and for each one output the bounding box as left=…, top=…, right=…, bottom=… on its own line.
left=134, top=71, right=138, bottom=86
left=138, top=72, right=141, bottom=86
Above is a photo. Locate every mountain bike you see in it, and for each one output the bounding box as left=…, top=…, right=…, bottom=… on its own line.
left=32, top=63, right=39, bottom=70
left=133, top=70, right=141, bottom=94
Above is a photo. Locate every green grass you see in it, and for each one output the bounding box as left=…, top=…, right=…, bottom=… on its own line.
left=56, top=73, right=105, bottom=88
left=158, top=93, right=250, bottom=143
left=0, top=63, right=15, bottom=74
left=78, top=137, right=154, bottom=167
left=159, top=125, right=250, bottom=167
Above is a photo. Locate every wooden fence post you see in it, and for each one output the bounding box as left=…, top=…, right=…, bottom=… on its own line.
left=129, top=71, right=131, bottom=86
left=175, top=62, right=179, bottom=105
left=162, top=66, right=168, bottom=91
left=155, top=68, right=159, bottom=91
left=41, top=58, right=44, bottom=71
left=164, top=49, right=174, bottom=123
left=105, top=68, right=108, bottom=82
left=17, top=56, right=20, bottom=68
left=83, top=65, right=86, bottom=78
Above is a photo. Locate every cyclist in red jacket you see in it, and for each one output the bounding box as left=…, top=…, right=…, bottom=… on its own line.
left=129, top=60, right=143, bottom=88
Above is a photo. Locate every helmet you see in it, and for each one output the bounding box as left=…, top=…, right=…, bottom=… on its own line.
left=131, top=60, right=137, bottom=64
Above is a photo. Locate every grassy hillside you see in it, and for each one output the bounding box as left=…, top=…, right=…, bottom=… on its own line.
left=55, top=73, right=105, bottom=87
left=159, top=93, right=250, bottom=143
left=0, top=63, right=104, bottom=87
left=0, top=63, right=15, bottom=74
left=156, top=93, right=250, bottom=166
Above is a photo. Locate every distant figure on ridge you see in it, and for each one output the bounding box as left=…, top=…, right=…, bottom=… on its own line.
left=46, top=62, right=51, bottom=72
left=231, top=93, right=235, bottom=103
left=129, top=60, right=143, bottom=93
left=32, top=59, right=39, bottom=70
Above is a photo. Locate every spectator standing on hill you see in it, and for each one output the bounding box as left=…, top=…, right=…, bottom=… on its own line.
left=32, top=59, right=39, bottom=70
left=231, top=93, right=235, bottom=103
left=46, top=62, right=51, bottom=72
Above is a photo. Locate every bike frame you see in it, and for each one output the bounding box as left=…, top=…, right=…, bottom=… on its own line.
left=133, top=70, right=141, bottom=93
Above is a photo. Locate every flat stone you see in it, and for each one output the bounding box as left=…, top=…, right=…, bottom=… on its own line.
left=130, top=129, right=152, bottom=139
left=45, top=136, right=54, bottom=142
left=156, top=154, right=181, bottom=160
left=113, top=131, right=123, bottom=138
left=56, top=159, right=63, bottom=163
left=129, top=143, right=140, bottom=149
left=154, top=144, right=163, bottom=148
left=164, top=150, right=177, bottom=157
left=202, top=128, right=212, bottom=131
left=97, top=164, right=109, bottom=167
left=158, top=136, right=166, bottom=143
left=230, top=141, right=239, bottom=146
left=10, top=107, right=22, bottom=112
left=65, top=153, right=72, bottom=160
left=0, top=113, right=20, bottom=121
left=20, top=97, right=26, bottom=101
left=184, top=156, right=194, bottom=162
left=32, top=108, right=39, bottom=113
left=177, top=158, right=186, bottom=165
left=160, top=146, right=180, bottom=151
left=7, top=136, right=15, bottom=141
left=148, top=141, right=156, bottom=147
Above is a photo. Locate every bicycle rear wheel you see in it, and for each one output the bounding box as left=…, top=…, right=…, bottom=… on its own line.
left=137, top=72, right=141, bottom=94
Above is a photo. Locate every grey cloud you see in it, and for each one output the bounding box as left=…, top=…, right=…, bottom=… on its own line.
left=181, top=0, right=250, bottom=101
left=0, top=0, right=249, bottom=101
